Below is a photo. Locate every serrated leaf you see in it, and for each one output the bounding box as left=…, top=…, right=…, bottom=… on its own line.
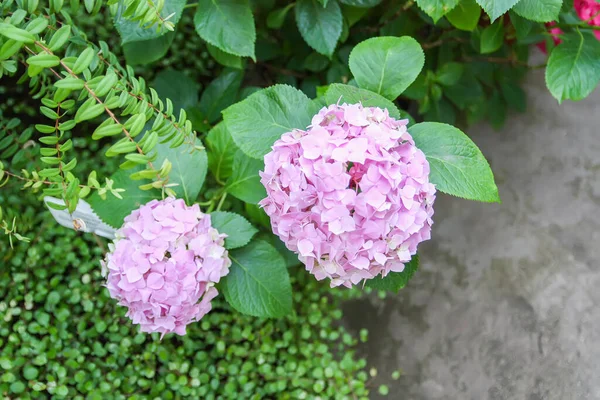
left=512, top=0, right=561, bottom=22
left=409, top=122, right=500, bottom=202
left=225, top=150, right=266, bottom=204
left=199, top=68, right=243, bottom=123
left=210, top=211, right=258, bottom=249
left=476, top=0, right=520, bottom=21
left=545, top=31, right=600, bottom=103
left=415, top=0, right=460, bottom=23
left=349, top=36, right=424, bottom=101
left=338, top=0, right=382, bottom=7
left=115, top=0, right=186, bottom=44
left=206, top=122, right=236, bottom=182
left=222, top=239, right=292, bottom=318
left=366, top=254, right=419, bottom=292
left=295, top=0, right=343, bottom=57
left=223, top=84, right=317, bottom=159
left=193, top=0, right=256, bottom=59
left=446, top=0, right=481, bottom=31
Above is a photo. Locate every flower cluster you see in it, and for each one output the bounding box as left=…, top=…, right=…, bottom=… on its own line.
left=102, top=197, right=230, bottom=336
left=260, top=103, right=436, bottom=288
left=538, top=0, right=600, bottom=53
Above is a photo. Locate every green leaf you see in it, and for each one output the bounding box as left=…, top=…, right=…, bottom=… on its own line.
left=222, top=239, right=292, bottom=318
left=435, top=62, right=464, bottom=86
left=443, top=71, right=484, bottom=109
left=349, top=36, right=425, bottom=100
left=223, top=84, right=316, bottom=159
left=152, top=69, right=199, bottom=113
left=114, top=0, right=185, bottom=44
left=545, top=31, right=600, bottom=103
left=267, top=3, right=295, bottom=29
left=199, top=68, right=244, bottom=123
left=509, top=10, right=534, bottom=40
left=446, top=0, right=481, bottom=31
left=225, top=150, right=266, bottom=204
left=0, top=23, right=36, bottom=43
left=415, top=0, right=460, bottom=23
left=475, top=0, right=520, bottom=21
left=409, top=122, right=500, bottom=202
left=194, top=0, right=256, bottom=59
left=338, top=0, right=382, bottom=7
left=207, top=44, right=243, bottom=69
left=48, top=25, right=71, bottom=52
left=26, top=53, right=61, bottom=68
left=72, top=47, right=95, bottom=74
left=295, top=0, right=343, bottom=57
left=210, top=211, right=258, bottom=249
left=324, top=83, right=408, bottom=120
left=512, top=0, right=561, bottom=22
left=366, top=255, right=419, bottom=292
left=206, top=122, right=236, bottom=182
left=123, top=32, right=175, bottom=66
left=480, top=20, right=504, bottom=53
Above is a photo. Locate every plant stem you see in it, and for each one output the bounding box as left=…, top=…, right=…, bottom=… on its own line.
left=216, top=192, right=228, bottom=212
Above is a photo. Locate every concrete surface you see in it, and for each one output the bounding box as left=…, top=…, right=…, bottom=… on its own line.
left=342, top=68, right=600, bottom=399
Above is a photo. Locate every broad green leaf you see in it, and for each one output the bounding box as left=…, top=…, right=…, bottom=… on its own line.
left=415, top=0, right=460, bottom=23
left=476, top=0, right=520, bottom=21
left=194, top=0, right=256, bottom=59
left=206, top=122, right=236, bottom=182
left=349, top=36, right=425, bottom=100
left=295, top=0, right=343, bottom=57
left=256, top=232, right=302, bottom=268
left=409, top=122, right=500, bottom=202
left=114, top=0, right=185, bottom=44
left=444, top=72, right=484, bottom=109
left=225, top=150, right=266, bottom=204
left=210, top=211, right=258, bottom=249
left=222, top=239, right=293, bottom=318
left=446, top=0, right=481, bottom=31
left=207, top=44, right=243, bottom=69
left=509, top=10, right=533, bottom=40
left=366, top=255, right=419, bottom=292
left=512, top=0, right=561, bottom=22
left=123, top=32, right=175, bottom=66
left=198, top=68, right=243, bottom=123
left=480, top=20, right=504, bottom=53
left=435, top=62, right=464, bottom=86
left=338, top=0, right=382, bottom=7
left=223, top=84, right=316, bottom=159
left=152, top=69, right=199, bottom=113
left=545, top=32, right=600, bottom=103
left=267, top=3, right=295, bottom=29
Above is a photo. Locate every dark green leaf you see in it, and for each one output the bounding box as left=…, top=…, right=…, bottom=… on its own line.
left=338, top=0, right=382, bottom=7
left=114, top=0, right=185, bottom=44
left=210, top=211, right=258, bottom=249
left=206, top=122, right=236, bottom=182
left=207, top=44, right=243, bottom=69
left=480, top=20, right=504, bottom=54
left=152, top=69, right=200, bottom=113
left=267, top=3, right=295, bottom=29
left=123, top=32, right=175, bottom=66
left=295, top=0, right=343, bottom=57
left=199, top=68, right=244, bottom=123
left=435, top=62, right=464, bottom=86
left=366, top=255, right=418, bottom=292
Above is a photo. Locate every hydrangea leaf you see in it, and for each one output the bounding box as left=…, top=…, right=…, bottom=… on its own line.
left=206, top=122, right=236, bottom=183
left=546, top=31, right=600, bottom=103
left=225, top=149, right=266, bottom=204
left=338, top=0, right=383, bottom=7
left=114, top=0, right=185, bottom=44
left=295, top=0, right=343, bottom=57
left=512, top=0, right=562, bottom=22
left=349, top=36, right=425, bottom=101
left=152, top=69, right=200, bottom=113
left=409, top=122, right=500, bottom=202
left=223, top=84, right=317, bottom=159
left=480, top=20, right=505, bottom=54
left=475, top=0, right=521, bottom=21
left=446, top=0, right=481, bottom=31
left=366, top=255, right=419, bottom=292
left=193, top=0, right=256, bottom=59
left=123, top=32, right=175, bottom=66
left=206, top=44, right=243, bottom=69
left=415, top=0, right=460, bottom=23
left=222, top=239, right=292, bottom=318
left=198, top=68, right=244, bottom=124
left=210, top=211, right=258, bottom=249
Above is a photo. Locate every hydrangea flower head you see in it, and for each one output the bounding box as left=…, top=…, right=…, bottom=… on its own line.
left=102, top=197, right=230, bottom=336
left=260, top=103, right=436, bottom=288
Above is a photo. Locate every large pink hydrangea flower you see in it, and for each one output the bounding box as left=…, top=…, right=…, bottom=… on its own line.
left=102, top=197, right=230, bottom=336
left=260, top=103, right=436, bottom=288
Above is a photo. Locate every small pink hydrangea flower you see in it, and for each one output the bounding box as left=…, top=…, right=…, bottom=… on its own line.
left=260, top=103, right=436, bottom=288
left=102, top=197, right=230, bottom=336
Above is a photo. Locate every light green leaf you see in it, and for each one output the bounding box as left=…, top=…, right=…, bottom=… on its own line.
left=114, top=0, right=185, bottom=44
left=207, top=44, right=243, bottom=69
left=415, top=0, right=459, bottom=23
left=199, top=68, right=244, bottom=123
left=0, top=23, right=35, bottom=43
left=152, top=69, right=199, bottom=113
left=349, top=36, right=424, bottom=100
left=295, top=0, right=343, bottom=57
left=475, top=0, right=520, bottom=21
left=206, top=122, right=236, bottom=182
left=210, top=211, right=258, bottom=249
left=545, top=31, right=600, bottom=103
left=194, top=0, right=256, bottom=59
left=223, top=84, right=316, bottom=159
left=225, top=150, right=266, bottom=204
left=512, top=0, right=561, bottom=22
left=48, top=25, right=71, bottom=51
left=26, top=53, right=60, bottom=68
left=123, top=32, right=175, bottom=66
left=409, top=122, right=500, bottom=202
left=222, top=239, right=292, bottom=318
left=446, top=0, right=481, bottom=31
left=366, top=255, right=419, bottom=292
left=480, top=20, right=504, bottom=54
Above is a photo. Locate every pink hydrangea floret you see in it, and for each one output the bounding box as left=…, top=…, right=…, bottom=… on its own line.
left=260, top=103, right=436, bottom=288
left=102, top=197, right=230, bottom=336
